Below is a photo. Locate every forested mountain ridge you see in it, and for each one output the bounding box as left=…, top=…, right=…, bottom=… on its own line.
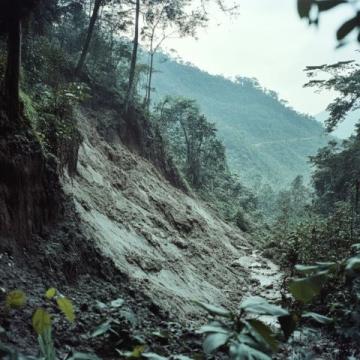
left=151, top=54, right=329, bottom=188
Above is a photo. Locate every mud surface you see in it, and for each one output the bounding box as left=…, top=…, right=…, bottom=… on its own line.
left=63, top=107, right=286, bottom=320
left=0, top=106, right=287, bottom=358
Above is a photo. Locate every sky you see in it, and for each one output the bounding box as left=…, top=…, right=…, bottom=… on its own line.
left=166, top=0, right=359, bottom=117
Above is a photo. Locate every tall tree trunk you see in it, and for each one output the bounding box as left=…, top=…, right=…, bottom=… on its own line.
left=75, top=0, right=102, bottom=76
left=125, top=0, right=140, bottom=112
left=356, top=180, right=360, bottom=214
left=5, top=16, right=22, bottom=123
left=146, top=52, right=154, bottom=111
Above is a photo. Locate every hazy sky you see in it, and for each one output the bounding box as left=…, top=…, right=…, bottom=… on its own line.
left=166, top=0, right=359, bottom=116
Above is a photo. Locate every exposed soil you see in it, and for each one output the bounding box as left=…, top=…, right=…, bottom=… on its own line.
left=0, top=202, right=204, bottom=359
left=63, top=105, right=287, bottom=319
left=0, top=103, right=287, bottom=358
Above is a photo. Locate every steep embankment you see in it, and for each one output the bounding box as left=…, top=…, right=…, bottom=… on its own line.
left=0, top=98, right=284, bottom=357
left=63, top=106, right=282, bottom=320
left=150, top=54, right=328, bottom=188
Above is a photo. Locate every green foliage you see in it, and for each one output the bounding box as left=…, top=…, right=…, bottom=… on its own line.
left=196, top=297, right=294, bottom=359
left=154, top=96, right=221, bottom=188
left=20, top=90, right=38, bottom=124
left=44, top=288, right=57, bottom=300
left=289, top=272, right=328, bottom=304
left=262, top=172, right=359, bottom=267
left=304, top=61, right=360, bottom=133
left=32, top=308, right=52, bottom=336
left=1, top=287, right=78, bottom=360
left=311, top=136, right=360, bottom=214
left=150, top=53, right=327, bottom=189
left=5, top=290, right=27, bottom=309
left=297, top=0, right=360, bottom=45
left=287, top=244, right=360, bottom=341
left=37, top=328, right=56, bottom=360
left=56, top=296, right=75, bottom=322
left=153, top=95, right=256, bottom=230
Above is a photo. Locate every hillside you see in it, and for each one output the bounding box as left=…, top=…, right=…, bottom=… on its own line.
left=150, top=54, right=329, bottom=188
left=64, top=105, right=281, bottom=318
left=0, top=98, right=283, bottom=356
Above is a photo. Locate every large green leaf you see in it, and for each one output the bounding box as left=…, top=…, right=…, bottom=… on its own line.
left=297, top=0, right=313, bottom=18
left=288, top=273, right=327, bottom=303
left=351, top=243, right=360, bottom=252
left=240, top=296, right=288, bottom=317
left=295, top=262, right=336, bottom=274
left=45, top=288, right=57, bottom=300
left=142, top=353, right=168, bottom=360
left=32, top=308, right=52, bottom=335
left=91, top=320, right=112, bottom=338
left=110, top=298, right=124, bottom=308
left=194, top=301, right=231, bottom=317
left=315, top=262, right=338, bottom=270
left=67, top=352, right=101, bottom=360
left=278, top=314, right=298, bottom=339
left=237, top=333, right=259, bottom=348
left=337, top=16, right=359, bottom=41
left=247, top=319, right=278, bottom=352
left=173, top=355, right=193, bottom=360
left=203, top=333, right=230, bottom=354
left=346, top=255, right=360, bottom=272
left=295, top=264, right=323, bottom=274
left=6, top=290, right=27, bottom=309
left=302, top=312, right=333, bottom=324
left=197, top=321, right=230, bottom=335
left=230, top=343, right=272, bottom=360
left=57, top=296, right=75, bottom=322
left=315, top=0, right=346, bottom=12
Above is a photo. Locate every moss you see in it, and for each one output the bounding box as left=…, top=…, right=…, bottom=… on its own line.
left=20, top=90, right=38, bottom=126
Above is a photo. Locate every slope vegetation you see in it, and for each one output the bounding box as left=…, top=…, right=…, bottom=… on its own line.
left=151, top=55, right=329, bottom=188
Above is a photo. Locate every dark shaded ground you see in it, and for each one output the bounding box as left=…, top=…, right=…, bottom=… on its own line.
left=0, top=202, right=204, bottom=359
left=1, top=206, right=358, bottom=360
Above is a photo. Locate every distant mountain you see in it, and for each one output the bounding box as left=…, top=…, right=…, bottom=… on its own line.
left=150, top=54, right=329, bottom=189
left=316, top=110, right=359, bottom=139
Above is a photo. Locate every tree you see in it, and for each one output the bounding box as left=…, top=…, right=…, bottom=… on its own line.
left=297, top=0, right=360, bottom=46
left=155, top=96, right=218, bottom=188
left=75, top=0, right=103, bottom=76
left=0, top=0, right=40, bottom=123
left=304, top=60, right=360, bottom=132
left=141, top=0, right=207, bottom=110
left=122, top=0, right=238, bottom=111
left=125, top=0, right=140, bottom=112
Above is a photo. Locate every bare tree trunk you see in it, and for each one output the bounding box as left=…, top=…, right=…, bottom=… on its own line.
left=145, top=52, right=154, bottom=111
left=75, top=0, right=102, bottom=76
left=5, top=16, right=22, bottom=122
left=125, top=0, right=140, bottom=112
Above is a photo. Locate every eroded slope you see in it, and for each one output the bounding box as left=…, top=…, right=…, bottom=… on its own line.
left=63, top=107, right=281, bottom=320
